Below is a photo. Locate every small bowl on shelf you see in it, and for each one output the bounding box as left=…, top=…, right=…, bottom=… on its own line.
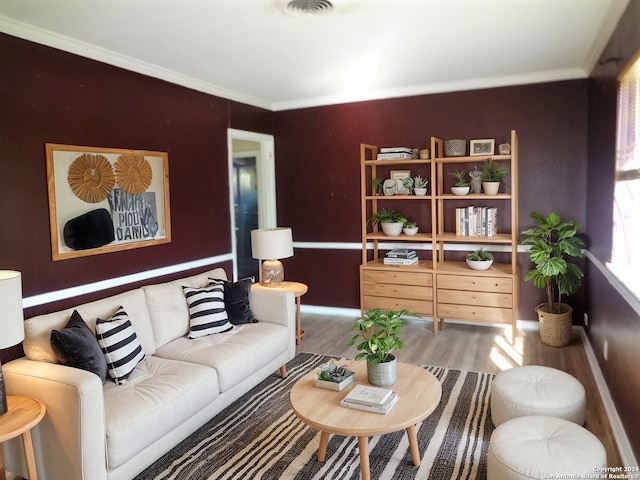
left=466, top=249, right=494, bottom=270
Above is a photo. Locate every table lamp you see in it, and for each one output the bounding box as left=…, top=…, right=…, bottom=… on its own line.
left=251, top=227, right=294, bottom=287
left=0, top=270, right=24, bottom=416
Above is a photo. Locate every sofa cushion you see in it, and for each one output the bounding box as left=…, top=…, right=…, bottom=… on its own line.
left=209, top=277, right=258, bottom=325
left=23, top=288, right=156, bottom=363
left=96, top=306, right=146, bottom=385
left=143, top=268, right=228, bottom=349
left=50, top=310, right=108, bottom=383
left=183, top=284, right=234, bottom=338
left=103, top=356, right=219, bottom=470
left=155, top=322, right=289, bottom=392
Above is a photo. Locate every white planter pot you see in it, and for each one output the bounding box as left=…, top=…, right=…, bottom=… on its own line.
left=381, top=222, right=404, bottom=236
left=403, top=227, right=418, bottom=236
left=413, top=187, right=428, bottom=196
left=466, top=258, right=494, bottom=270
left=482, top=181, right=500, bottom=195
left=451, top=186, right=470, bottom=196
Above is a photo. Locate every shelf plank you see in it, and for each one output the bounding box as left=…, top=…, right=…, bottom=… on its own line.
left=436, top=260, right=515, bottom=276
left=366, top=232, right=434, bottom=241
left=435, top=193, right=511, bottom=200
left=436, top=233, right=513, bottom=243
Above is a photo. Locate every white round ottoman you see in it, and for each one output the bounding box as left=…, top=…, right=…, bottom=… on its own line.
left=488, top=416, right=607, bottom=480
left=491, top=365, right=586, bottom=426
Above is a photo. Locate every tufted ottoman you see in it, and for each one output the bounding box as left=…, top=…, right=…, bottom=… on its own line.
left=491, top=365, right=586, bottom=426
left=488, top=416, right=607, bottom=479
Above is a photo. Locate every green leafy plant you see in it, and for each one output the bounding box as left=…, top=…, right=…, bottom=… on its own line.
left=369, top=208, right=407, bottom=228
left=402, top=177, right=414, bottom=190
left=404, top=221, right=417, bottom=228
left=413, top=175, right=428, bottom=188
left=317, top=362, right=354, bottom=383
left=371, top=178, right=384, bottom=195
left=482, top=158, right=508, bottom=182
left=466, top=249, right=494, bottom=262
left=520, top=212, right=586, bottom=313
left=451, top=170, right=469, bottom=187
left=348, top=308, right=419, bottom=363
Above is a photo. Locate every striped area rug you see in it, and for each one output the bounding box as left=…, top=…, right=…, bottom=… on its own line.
left=135, top=353, right=494, bottom=480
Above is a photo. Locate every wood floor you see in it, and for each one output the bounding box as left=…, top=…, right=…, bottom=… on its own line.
left=296, top=312, right=622, bottom=468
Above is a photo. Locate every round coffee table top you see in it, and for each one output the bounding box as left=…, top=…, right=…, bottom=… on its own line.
left=290, top=359, right=442, bottom=437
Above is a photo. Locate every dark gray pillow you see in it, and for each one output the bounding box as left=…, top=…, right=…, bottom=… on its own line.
left=209, top=277, right=258, bottom=325
left=51, top=310, right=108, bottom=383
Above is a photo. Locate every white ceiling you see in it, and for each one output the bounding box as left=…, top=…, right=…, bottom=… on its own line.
left=0, top=0, right=630, bottom=111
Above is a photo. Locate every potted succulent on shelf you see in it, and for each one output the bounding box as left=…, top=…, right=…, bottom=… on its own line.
left=370, top=208, right=407, bottom=236
left=482, top=158, right=508, bottom=195
left=412, top=175, right=428, bottom=196
left=520, top=212, right=585, bottom=347
left=403, top=221, right=419, bottom=236
left=348, top=308, right=418, bottom=386
left=451, top=170, right=470, bottom=195
left=466, top=248, right=494, bottom=270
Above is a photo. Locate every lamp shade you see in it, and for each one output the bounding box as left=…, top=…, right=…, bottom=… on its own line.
left=251, top=227, right=294, bottom=260
left=0, top=270, right=24, bottom=349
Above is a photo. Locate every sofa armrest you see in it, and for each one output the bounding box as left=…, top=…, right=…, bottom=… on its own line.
left=3, top=358, right=107, bottom=480
left=249, top=287, right=297, bottom=355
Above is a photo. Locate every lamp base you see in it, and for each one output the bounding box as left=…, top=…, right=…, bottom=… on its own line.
left=0, top=360, right=7, bottom=416
left=261, top=259, right=284, bottom=287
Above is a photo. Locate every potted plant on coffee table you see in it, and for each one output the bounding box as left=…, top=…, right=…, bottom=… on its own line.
left=370, top=208, right=407, bottom=237
left=520, top=211, right=585, bottom=347
left=348, top=308, right=418, bottom=386
left=482, top=158, right=508, bottom=195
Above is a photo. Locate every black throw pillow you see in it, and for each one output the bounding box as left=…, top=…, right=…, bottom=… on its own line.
left=51, top=310, right=108, bottom=383
left=209, top=277, right=258, bottom=325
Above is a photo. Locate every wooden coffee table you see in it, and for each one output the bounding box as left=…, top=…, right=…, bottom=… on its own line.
left=290, top=359, right=442, bottom=480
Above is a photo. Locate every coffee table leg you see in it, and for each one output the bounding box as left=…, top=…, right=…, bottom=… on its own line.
left=358, top=436, right=371, bottom=480
left=406, top=425, right=420, bottom=466
left=318, top=431, right=329, bottom=461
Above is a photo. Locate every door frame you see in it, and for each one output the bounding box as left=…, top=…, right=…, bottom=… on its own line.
left=227, top=129, right=276, bottom=280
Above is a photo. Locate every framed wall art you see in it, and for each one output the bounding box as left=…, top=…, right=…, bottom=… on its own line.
left=390, top=170, right=411, bottom=194
left=45, top=143, right=171, bottom=261
left=470, top=139, right=495, bottom=156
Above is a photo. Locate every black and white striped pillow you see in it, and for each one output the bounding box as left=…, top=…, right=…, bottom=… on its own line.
left=182, top=284, right=234, bottom=338
left=96, top=306, right=145, bottom=385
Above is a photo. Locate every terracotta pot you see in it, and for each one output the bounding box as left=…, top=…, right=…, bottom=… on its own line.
left=536, top=303, right=573, bottom=347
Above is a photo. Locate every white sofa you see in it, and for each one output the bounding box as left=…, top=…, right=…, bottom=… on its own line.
left=2, top=268, right=296, bottom=480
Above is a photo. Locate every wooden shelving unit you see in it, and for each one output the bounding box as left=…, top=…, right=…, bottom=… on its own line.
left=359, top=130, right=519, bottom=343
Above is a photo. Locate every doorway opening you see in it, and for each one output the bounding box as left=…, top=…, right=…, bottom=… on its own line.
left=228, top=130, right=276, bottom=281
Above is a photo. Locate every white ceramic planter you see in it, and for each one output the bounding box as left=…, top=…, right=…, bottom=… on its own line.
left=466, top=258, right=494, bottom=270
left=381, top=222, right=404, bottom=236
left=403, top=227, right=418, bottom=236
left=482, top=181, right=500, bottom=195
left=413, top=187, right=428, bottom=196
left=451, top=186, right=470, bottom=196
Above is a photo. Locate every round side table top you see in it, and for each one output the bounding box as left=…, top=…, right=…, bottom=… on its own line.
left=0, top=396, right=46, bottom=442
left=252, top=281, right=308, bottom=297
left=290, top=360, right=442, bottom=437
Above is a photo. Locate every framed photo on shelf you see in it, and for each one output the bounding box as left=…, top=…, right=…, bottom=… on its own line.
left=390, top=170, right=411, bottom=194
left=470, top=139, right=495, bottom=156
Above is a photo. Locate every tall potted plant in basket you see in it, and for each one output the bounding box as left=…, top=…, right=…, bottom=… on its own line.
left=348, top=308, right=418, bottom=386
left=520, top=212, right=585, bottom=347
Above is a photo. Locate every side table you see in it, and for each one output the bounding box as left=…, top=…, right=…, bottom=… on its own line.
left=252, top=281, right=308, bottom=345
left=0, top=396, right=46, bottom=480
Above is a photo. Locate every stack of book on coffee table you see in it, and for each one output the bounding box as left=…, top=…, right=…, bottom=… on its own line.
left=340, top=384, right=399, bottom=415
left=384, top=248, right=418, bottom=265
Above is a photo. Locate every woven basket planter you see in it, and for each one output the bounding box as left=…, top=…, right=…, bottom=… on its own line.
left=536, top=303, right=573, bottom=347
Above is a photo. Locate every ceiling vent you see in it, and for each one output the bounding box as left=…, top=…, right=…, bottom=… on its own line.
left=281, top=0, right=335, bottom=17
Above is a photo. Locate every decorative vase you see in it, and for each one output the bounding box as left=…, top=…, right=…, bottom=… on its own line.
left=482, top=181, right=500, bottom=195
left=451, top=186, right=470, bottom=196
left=367, top=355, right=397, bottom=387
left=381, top=222, right=404, bottom=236
left=403, top=226, right=418, bottom=236
left=413, top=187, right=427, bottom=196
left=536, top=303, right=573, bottom=347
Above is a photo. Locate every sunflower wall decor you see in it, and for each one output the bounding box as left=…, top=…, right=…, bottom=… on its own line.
left=67, top=153, right=116, bottom=203
left=115, top=154, right=153, bottom=194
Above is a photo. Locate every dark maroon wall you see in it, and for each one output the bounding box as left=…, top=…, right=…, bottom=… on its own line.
left=0, top=32, right=273, bottom=310
left=275, top=82, right=589, bottom=315
left=586, top=0, right=640, bottom=460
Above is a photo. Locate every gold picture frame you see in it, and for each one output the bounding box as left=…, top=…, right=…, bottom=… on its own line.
left=45, top=143, right=171, bottom=261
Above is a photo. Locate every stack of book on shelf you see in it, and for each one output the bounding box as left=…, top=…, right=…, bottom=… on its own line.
left=376, top=147, right=414, bottom=160
left=384, top=248, right=418, bottom=265
left=455, top=206, right=498, bottom=237
left=340, top=384, right=399, bottom=415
